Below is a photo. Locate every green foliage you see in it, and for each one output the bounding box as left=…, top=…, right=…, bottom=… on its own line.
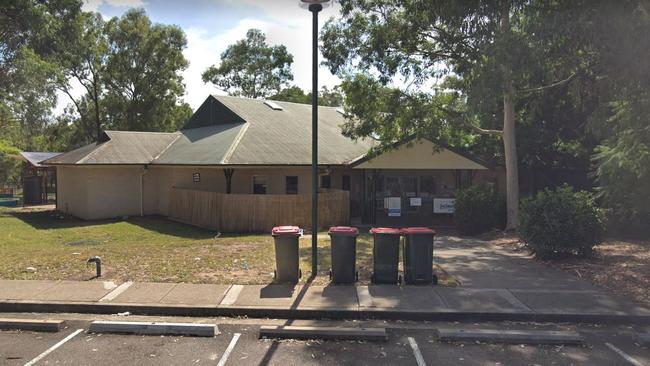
left=593, top=98, right=650, bottom=236
left=454, top=184, right=503, bottom=235
left=0, top=139, right=20, bottom=184
left=269, top=85, right=344, bottom=107
left=519, top=185, right=604, bottom=259
left=203, top=29, right=293, bottom=98
left=102, top=9, right=190, bottom=132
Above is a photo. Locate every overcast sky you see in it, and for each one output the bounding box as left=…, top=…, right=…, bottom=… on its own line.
left=57, top=0, right=343, bottom=113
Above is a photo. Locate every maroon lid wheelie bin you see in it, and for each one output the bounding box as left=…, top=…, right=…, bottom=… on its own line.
left=271, top=226, right=301, bottom=283
left=401, top=227, right=437, bottom=285
left=328, top=226, right=359, bottom=284
left=369, top=227, right=401, bottom=284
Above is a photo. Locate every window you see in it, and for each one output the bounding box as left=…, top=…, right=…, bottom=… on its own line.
left=320, top=175, right=331, bottom=189
left=285, top=176, right=298, bottom=194
left=253, top=175, right=267, bottom=194
left=420, top=176, right=436, bottom=197
left=342, top=175, right=351, bottom=191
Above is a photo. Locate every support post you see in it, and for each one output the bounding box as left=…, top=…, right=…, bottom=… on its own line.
left=223, top=168, right=234, bottom=194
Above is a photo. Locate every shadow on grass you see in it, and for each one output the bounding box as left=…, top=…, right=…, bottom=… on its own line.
left=8, top=209, right=217, bottom=240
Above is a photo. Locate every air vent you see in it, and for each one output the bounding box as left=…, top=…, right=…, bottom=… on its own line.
left=263, top=100, right=284, bottom=111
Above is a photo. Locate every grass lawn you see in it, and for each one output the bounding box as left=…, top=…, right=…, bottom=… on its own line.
left=0, top=207, right=455, bottom=285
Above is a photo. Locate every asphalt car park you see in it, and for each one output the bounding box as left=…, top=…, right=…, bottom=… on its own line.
left=1, top=319, right=649, bottom=366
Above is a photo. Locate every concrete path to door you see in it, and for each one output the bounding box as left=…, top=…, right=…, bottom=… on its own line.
left=434, top=236, right=595, bottom=290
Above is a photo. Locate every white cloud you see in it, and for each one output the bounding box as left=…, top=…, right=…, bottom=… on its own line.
left=82, top=0, right=146, bottom=12
left=82, top=0, right=103, bottom=12
left=66, top=1, right=343, bottom=115
left=183, top=14, right=341, bottom=109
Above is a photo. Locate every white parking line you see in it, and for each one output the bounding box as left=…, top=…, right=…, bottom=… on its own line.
left=605, top=342, right=646, bottom=366
left=23, top=328, right=84, bottom=366
left=217, top=333, right=241, bottom=366
left=408, top=336, right=427, bottom=366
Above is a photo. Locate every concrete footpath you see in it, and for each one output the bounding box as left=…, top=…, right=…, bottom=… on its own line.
left=1, top=279, right=650, bottom=324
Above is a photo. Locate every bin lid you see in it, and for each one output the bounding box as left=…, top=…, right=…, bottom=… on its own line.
left=328, top=226, right=359, bottom=236
left=400, top=227, right=435, bottom=235
left=272, top=226, right=301, bottom=236
left=369, top=227, right=401, bottom=235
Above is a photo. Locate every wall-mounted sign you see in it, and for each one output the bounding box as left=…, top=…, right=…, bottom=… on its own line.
left=386, top=196, right=401, bottom=217
left=192, top=172, right=200, bottom=183
left=409, top=197, right=422, bottom=207
left=433, top=198, right=455, bottom=213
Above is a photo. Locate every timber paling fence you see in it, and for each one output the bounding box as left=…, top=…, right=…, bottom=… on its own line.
left=169, top=186, right=350, bottom=233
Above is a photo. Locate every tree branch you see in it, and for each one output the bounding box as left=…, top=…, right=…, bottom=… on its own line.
left=518, top=72, right=576, bottom=94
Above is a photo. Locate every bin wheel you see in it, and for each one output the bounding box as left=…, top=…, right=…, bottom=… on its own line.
left=432, top=274, right=438, bottom=285
left=398, top=274, right=403, bottom=285
left=355, top=271, right=359, bottom=282
left=273, top=270, right=276, bottom=280
left=299, top=269, right=302, bottom=278
left=328, top=269, right=332, bottom=281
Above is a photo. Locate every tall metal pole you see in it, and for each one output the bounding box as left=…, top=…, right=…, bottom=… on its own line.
left=309, top=3, right=322, bottom=278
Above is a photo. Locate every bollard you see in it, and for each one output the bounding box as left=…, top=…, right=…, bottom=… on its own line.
left=87, top=256, right=102, bottom=278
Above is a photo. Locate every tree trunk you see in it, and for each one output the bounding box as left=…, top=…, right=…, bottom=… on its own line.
left=501, top=0, right=519, bottom=231
left=93, top=82, right=101, bottom=142
left=503, top=81, right=519, bottom=230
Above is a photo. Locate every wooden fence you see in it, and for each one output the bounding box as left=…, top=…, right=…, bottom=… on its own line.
left=169, top=187, right=350, bottom=233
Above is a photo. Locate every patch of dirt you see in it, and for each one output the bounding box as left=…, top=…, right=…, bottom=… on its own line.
left=488, top=234, right=650, bottom=306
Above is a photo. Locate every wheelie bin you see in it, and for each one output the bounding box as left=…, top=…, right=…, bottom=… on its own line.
left=271, top=226, right=301, bottom=283
left=369, top=227, right=401, bottom=284
left=328, top=226, right=359, bottom=284
left=401, top=227, right=437, bottom=285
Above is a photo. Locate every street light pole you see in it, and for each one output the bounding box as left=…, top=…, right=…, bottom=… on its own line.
left=301, top=0, right=329, bottom=278
left=309, top=3, right=321, bottom=278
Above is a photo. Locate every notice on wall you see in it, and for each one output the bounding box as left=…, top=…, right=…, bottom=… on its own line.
left=387, top=196, right=401, bottom=217
left=433, top=198, right=455, bottom=213
left=409, top=197, right=422, bottom=206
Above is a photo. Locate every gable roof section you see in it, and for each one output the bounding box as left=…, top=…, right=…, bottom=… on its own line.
left=182, top=95, right=245, bottom=129
left=352, top=138, right=489, bottom=170
left=44, top=130, right=179, bottom=165
left=212, top=95, right=374, bottom=165
left=19, top=152, right=61, bottom=167
left=152, top=123, right=247, bottom=165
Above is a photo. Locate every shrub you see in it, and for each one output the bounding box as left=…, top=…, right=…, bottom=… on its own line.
left=519, top=185, right=605, bottom=259
left=454, top=184, right=504, bottom=235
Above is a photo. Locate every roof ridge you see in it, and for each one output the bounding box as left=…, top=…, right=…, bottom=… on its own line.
left=105, top=130, right=178, bottom=135
left=151, top=132, right=184, bottom=163
left=77, top=139, right=111, bottom=164
left=220, top=123, right=250, bottom=164
left=212, top=94, right=342, bottom=109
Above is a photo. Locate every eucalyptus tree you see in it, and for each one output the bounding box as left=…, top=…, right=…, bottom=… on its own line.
left=321, top=0, right=582, bottom=229
left=203, top=29, right=294, bottom=99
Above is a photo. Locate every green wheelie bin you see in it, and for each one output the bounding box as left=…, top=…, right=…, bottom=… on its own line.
left=369, top=227, right=401, bottom=284
left=271, top=226, right=302, bottom=283
left=401, top=227, right=437, bottom=285
left=328, top=226, right=359, bottom=284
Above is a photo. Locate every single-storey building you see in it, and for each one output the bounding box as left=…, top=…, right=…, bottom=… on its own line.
left=44, top=95, right=503, bottom=232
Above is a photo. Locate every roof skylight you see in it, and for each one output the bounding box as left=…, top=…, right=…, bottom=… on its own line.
left=263, top=100, right=284, bottom=111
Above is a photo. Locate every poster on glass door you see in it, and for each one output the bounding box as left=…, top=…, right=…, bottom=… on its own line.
left=385, top=197, right=401, bottom=217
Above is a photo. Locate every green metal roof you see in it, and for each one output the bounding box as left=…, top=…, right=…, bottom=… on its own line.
left=46, top=95, right=375, bottom=166
left=44, top=130, right=179, bottom=165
